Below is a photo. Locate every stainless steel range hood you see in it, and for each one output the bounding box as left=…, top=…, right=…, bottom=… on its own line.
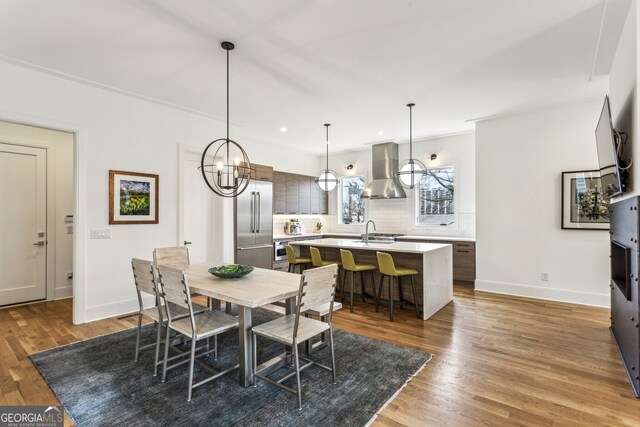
left=361, top=142, right=407, bottom=199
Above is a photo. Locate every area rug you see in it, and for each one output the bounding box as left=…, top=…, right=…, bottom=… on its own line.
left=30, top=308, right=431, bottom=426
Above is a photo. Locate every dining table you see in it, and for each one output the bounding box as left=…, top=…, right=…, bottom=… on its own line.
left=177, top=262, right=302, bottom=387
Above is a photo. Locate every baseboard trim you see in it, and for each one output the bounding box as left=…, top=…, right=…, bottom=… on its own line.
left=84, top=295, right=155, bottom=323
left=54, top=286, right=73, bottom=300
left=474, top=280, right=610, bottom=308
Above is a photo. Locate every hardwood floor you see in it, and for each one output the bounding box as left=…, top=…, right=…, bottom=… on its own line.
left=1, top=285, right=639, bottom=426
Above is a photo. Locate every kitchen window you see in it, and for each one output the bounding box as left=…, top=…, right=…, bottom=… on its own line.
left=416, top=166, right=455, bottom=226
left=339, top=175, right=366, bottom=224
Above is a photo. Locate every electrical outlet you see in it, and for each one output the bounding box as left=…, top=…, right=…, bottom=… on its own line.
left=90, top=229, right=111, bottom=239
left=541, top=272, right=549, bottom=281
left=67, top=272, right=73, bottom=279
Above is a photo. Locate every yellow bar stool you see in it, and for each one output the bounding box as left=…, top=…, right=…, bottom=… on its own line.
left=339, top=249, right=377, bottom=312
left=285, top=245, right=312, bottom=273
left=375, top=251, right=420, bottom=321
left=310, top=246, right=344, bottom=293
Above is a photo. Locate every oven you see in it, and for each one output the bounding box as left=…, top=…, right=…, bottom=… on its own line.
left=274, top=240, right=291, bottom=261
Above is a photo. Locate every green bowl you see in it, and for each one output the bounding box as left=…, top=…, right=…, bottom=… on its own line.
left=208, top=264, right=254, bottom=279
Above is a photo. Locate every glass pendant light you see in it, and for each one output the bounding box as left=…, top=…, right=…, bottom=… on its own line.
left=397, top=103, right=426, bottom=189
left=315, top=123, right=339, bottom=192
left=200, top=41, right=253, bottom=198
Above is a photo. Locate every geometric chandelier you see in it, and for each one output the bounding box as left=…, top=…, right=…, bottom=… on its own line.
left=200, top=41, right=253, bottom=198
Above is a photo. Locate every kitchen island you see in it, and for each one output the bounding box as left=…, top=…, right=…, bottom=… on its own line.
left=291, top=238, right=453, bottom=320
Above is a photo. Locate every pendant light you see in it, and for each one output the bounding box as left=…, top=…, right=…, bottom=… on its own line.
left=397, top=103, right=426, bottom=189
left=315, top=123, right=340, bottom=192
left=200, top=41, right=253, bottom=198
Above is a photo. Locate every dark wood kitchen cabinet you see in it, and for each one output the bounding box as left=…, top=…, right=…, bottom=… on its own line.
left=273, top=171, right=286, bottom=214
left=298, top=175, right=311, bottom=214
left=285, top=173, right=299, bottom=214
left=274, top=171, right=328, bottom=215
left=396, top=238, right=476, bottom=282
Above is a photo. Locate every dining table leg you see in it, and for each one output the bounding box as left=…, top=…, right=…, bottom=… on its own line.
left=238, top=305, right=252, bottom=387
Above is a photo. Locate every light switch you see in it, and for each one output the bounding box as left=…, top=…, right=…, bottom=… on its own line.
left=90, top=229, right=111, bottom=239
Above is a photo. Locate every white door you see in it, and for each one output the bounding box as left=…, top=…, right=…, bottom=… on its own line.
left=0, top=144, right=47, bottom=305
left=181, top=150, right=224, bottom=264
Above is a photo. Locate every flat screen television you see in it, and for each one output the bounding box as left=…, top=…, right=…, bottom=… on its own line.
left=595, top=95, right=624, bottom=199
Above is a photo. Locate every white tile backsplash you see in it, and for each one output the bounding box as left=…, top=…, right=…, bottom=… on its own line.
left=322, top=196, right=475, bottom=238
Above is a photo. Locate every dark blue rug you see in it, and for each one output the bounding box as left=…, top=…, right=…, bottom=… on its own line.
left=29, top=308, right=431, bottom=426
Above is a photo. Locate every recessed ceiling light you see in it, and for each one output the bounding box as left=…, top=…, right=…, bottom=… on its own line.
left=280, top=127, right=287, bottom=133
left=378, top=130, right=384, bottom=135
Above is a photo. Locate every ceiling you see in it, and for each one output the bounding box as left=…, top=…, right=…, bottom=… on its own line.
left=0, top=0, right=631, bottom=154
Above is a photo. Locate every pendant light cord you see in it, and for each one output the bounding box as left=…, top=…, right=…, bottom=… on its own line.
left=408, top=103, right=414, bottom=161
left=325, top=124, right=330, bottom=171
left=226, top=47, right=230, bottom=161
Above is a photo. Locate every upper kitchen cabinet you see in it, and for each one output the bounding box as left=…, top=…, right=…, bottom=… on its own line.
left=273, top=171, right=286, bottom=214
left=273, top=171, right=328, bottom=215
left=253, top=163, right=274, bottom=182
left=311, top=179, right=327, bottom=214
left=298, top=175, right=311, bottom=215
left=285, top=173, right=299, bottom=214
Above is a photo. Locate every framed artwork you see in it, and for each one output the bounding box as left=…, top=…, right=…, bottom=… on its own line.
left=561, top=170, right=610, bottom=230
left=109, top=170, right=159, bottom=224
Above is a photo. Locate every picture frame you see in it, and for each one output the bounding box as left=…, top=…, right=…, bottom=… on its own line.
left=561, top=170, right=610, bottom=230
left=109, top=170, right=159, bottom=224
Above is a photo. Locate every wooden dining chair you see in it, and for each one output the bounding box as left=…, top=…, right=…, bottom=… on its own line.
left=157, top=264, right=239, bottom=401
left=131, top=259, right=207, bottom=376
left=251, top=264, right=338, bottom=409
left=154, top=246, right=220, bottom=310
left=153, top=246, right=190, bottom=267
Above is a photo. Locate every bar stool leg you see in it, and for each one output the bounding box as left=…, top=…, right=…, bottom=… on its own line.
left=411, top=275, right=420, bottom=318
left=369, top=271, right=377, bottom=306
left=349, top=270, right=355, bottom=312
left=375, top=274, right=384, bottom=312
left=360, top=271, right=366, bottom=302
left=398, top=276, right=403, bottom=309
left=389, top=276, right=394, bottom=321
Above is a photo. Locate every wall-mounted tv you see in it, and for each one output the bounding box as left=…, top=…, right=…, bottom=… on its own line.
left=595, top=95, right=625, bottom=199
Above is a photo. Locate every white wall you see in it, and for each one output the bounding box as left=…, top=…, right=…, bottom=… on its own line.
left=323, top=132, right=476, bottom=237
left=0, top=120, right=74, bottom=299
left=0, top=60, right=320, bottom=323
left=475, top=99, right=610, bottom=307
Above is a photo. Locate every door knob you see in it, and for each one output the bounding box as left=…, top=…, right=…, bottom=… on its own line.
left=184, top=241, right=192, bottom=245
left=33, top=241, right=46, bottom=246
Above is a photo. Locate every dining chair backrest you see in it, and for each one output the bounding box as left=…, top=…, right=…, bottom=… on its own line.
left=153, top=246, right=190, bottom=267
left=295, top=264, right=338, bottom=322
left=285, top=245, right=298, bottom=264
left=339, top=249, right=357, bottom=271
left=156, top=265, right=192, bottom=321
left=131, top=258, right=158, bottom=297
left=376, top=251, right=397, bottom=276
left=309, top=247, right=324, bottom=267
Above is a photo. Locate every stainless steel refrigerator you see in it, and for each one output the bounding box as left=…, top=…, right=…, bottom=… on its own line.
left=234, top=180, right=273, bottom=269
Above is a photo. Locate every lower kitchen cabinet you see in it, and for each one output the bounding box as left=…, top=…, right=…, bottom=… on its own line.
left=396, top=238, right=476, bottom=282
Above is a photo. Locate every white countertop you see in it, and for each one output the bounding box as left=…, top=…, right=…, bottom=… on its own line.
left=273, top=232, right=324, bottom=241
left=398, top=235, right=475, bottom=243
left=292, top=238, right=451, bottom=254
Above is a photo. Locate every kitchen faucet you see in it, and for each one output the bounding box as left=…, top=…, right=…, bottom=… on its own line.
left=364, top=220, right=376, bottom=243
